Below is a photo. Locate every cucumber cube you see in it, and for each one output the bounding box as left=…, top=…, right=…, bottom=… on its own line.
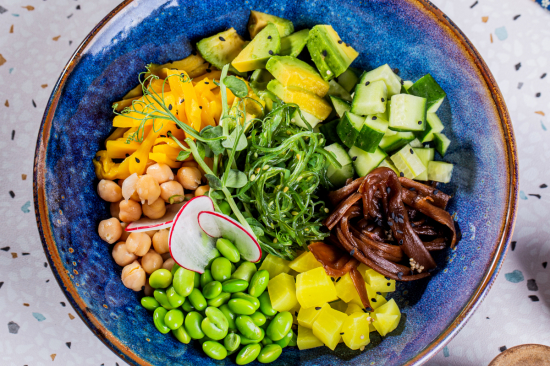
left=389, top=94, right=427, bottom=132
left=403, top=80, right=413, bottom=91
left=355, top=115, right=389, bottom=153
left=390, top=144, right=426, bottom=179
left=328, top=80, right=352, bottom=102
left=292, top=109, right=322, bottom=130
left=358, top=64, right=402, bottom=97
left=378, top=131, right=415, bottom=153
left=409, top=138, right=423, bottom=148
left=349, top=146, right=387, bottom=177
left=337, top=111, right=365, bottom=148
left=408, top=74, right=446, bottom=113
left=377, top=157, right=399, bottom=175
left=325, top=143, right=354, bottom=187
left=427, top=161, right=453, bottom=183
left=337, top=68, right=360, bottom=93
left=433, top=132, right=451, bottom=156
left=412, top=147, right=435, bottom=181
left=329, top=96, right=351, bottom=118
left=351, top=80, right=388, bottom=116
left=415, top=112, right=444, bottom=143
left=319, top=119, right=342, bottom=145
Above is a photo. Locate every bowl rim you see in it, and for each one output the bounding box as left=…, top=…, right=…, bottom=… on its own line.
left=32, top=0, right=519, bottom=365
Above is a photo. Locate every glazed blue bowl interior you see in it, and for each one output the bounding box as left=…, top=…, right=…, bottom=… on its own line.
left=38, top=0, right=514, bottom=365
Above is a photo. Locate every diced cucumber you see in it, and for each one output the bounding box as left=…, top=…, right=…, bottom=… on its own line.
left=337, top=111, right=365, bottom=148
left=349, top=146, right=387, bottom=177
left=328, top=80, right=352, bottom=102
left=412, top=147, right=435, bottom=181
left=325, top=143, right=354, bottom=187
left=409, top=138, right=423, bottom=148
left=378, top=157, right=399, bottom=174
left=355, top=115, right=389, bottom=153
left=376, top=99, right=390, bottom=121
left=390, top=144, right=426, bottom=179
left=319, top=119, right=342, bottom=145
left=388, top=94, right=427, bottom=132
left=415, top=112, right=444, bottom=143
left=408, top=74, right=446, bottom=113
left=427, top=161, right=453, bottom=183
left=358, top=64, right=402, bottom=97
left=403, top=80, right=413, bottom=91
left=329, top=96, right=351, bottom=118
left=351, top=80, right=388, bottom=116
left=337, top=68, right=360, bottom=93
left=291, top=109, right=322, bottom=130
left=378, top=131, right=415, bottom=153
left=433, top=132, right=451, bottom=156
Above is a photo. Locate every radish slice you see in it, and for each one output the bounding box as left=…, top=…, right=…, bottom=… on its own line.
left=169, top=196, right=217, bottom=274
left=125, top=202, right=185, bottom=232
left=198, top=211, right=262, bottom=263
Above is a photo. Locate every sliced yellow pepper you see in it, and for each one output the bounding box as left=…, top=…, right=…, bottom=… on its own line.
left=93, top=151, right=131, bottom=180
left=152, top=144, right=182, bottom=161
left=106, top=139, right=141, bottom=159
left=164, top=69, right=202, bottom=138
left=128, top=124, right=163, bottom=175
left=149, top=152, right=183, bottom=169
left=194, top=78, right=217, bottom=95
left=106, top=127, right=129, bottom=142
left=193, top=70, right=222, bottom=84
left=154, top=137, right=181, bottom=148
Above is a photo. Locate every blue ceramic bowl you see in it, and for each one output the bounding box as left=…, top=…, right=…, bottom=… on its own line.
left=33, top=0, right=518, bottom=365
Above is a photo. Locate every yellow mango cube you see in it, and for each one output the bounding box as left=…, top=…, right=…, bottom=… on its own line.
left=345, top=303, right=364, bottom=316
left=372, top=299, right=401, bottom=336
left=330, top=300, right=348, bottom=313
left=288, top=251, right=323, bottom=273
left=296, top=267, right=338, bottom=309
left=267, top=273, right=298, bottom=312
left=335, top=273, right=357, bottom=303
left=366, top=283, right=388, bottom=310
left=312, top=307, right=348, bottom=350
left=259, top=254, right=291, bottom=279
left=365, top=268, right=396, bottom=292
left=341, top=313, right=371, bottom=350
left=297, top=303, right=329, bottom=329
left=297, top=325, right=324, bottom=350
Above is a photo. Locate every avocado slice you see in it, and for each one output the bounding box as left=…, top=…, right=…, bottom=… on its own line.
left=307, top=25, right=359, bottom=81
left=280, top=29, right=310, bottom=57
left=266, top=56, right=329, bottom=97
left=267, top=79, right=332, bottom=120
left=232, top=23, right=281, bottom=73
left=197, top=28, right=247, bottom=76
left=248, top=10, right=294, bottom=39
left=249, top=69, right=275, bottom=93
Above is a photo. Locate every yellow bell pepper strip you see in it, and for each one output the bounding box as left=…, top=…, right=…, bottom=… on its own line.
left=154, top=137, right=181, bottom=148
left=123, top=127, right=139, bottom=139
left=152, top=144, right=182, bottom=161
left=193, top=78, right=217, bottom=94
left=193, top=70, right=222, bottom=84
left=148, top=152, right=183, bottom=169
left=112, top=96, right=140, bottom=112
left=106, top=139, right=141, bottom=159
left=148, top=53, right=208, bottom=79
left=209, top=100, right=222, bottom=123
left=164, top=69, right=202, bottom=138
left=148, top=78, right=171, bottom=94
left=93, top=151, right=131, bottom=180
left=105, top=127, right=129, bottom=142
left=123, top=84, right=143, bottom=99
left=199, top=95, right=216, bottom=128
left=201, top=89, right=217, bottom=103
left=129, top=123, right=163, bottom=175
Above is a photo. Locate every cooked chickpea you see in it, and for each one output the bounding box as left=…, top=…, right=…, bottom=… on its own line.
left=110, top=201, right=121, bottom=220
left=142, top=198, right=166, bottom=219
left=98, top=218, right=122, bottom=244
left=136, top=175, right=161, bottom=204
left=146, top=159, right=156, bottom=169
left=141, top=249, right=163, bottom=274
left=121, top=260, right=146, bottom=291
left=143, top=279, right=154, bottom=296
left=147, top=163, right=174, bottom=185
left=144, top=230, right=158, bottom=238
left=181, top=161, right=199, bottom=168
left=161, top=252, right=172, bottom=261
left=195, top=185, right=210, bottom=197
left=125, top=232, right=152, bottom=256
left=152, top=229, right=169, bottom=254
left=120, top=222, right=130, bottom=241
left=97, top=179, right=123, bottom=202
left=162, top=258, right=176, bottom=271
left=177, top=166, right=202, bottom=190
left=160, top=181, right=185, bottom=203
left=112, top=242, right=137, bottom=266
left=119, top=200, right=142, bottom=223
left=184, top=193, right=195, bottom=200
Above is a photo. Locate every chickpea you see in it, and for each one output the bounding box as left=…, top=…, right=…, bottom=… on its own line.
left=141, top=249, right=163, bottom=274
left=121, top=260, right=146, bottom=291
left=161, top=252, right=172, bottom=261
left=160, top=181, right=185, bottom=203
left=184, top=193, right=195, bottom=201
left=142, top=198, right=166, bottom=219
left=110, top=201, right=121, bottom=220
left=97, top=179, right=123, bottom=202
left=147, top=163, right=174, bottom=185
left=98, top=218, right=122, bottom=244
left=120, top=222, right=130, bottom=241
left=195, top=185, right=210, bottom=197
left=146, top=159, right=156, bottom=169
left=125, top=232, right=152, bottom=256
left=143, top=279, right=154, bottom=296
left=119, top=200, right=142, bottom=223
left=181, top=161, right=199, bottom=168
left=177, top=166, right=202, bottom=190
left=144, top=230, right=158, bottom=238
left=112, top=242, right=137, bottom=266
left=152, top=229, right=169, bottom=254
left=136, top=175, right=161, bottom=204
left=162, top=258, right=176, bottom=271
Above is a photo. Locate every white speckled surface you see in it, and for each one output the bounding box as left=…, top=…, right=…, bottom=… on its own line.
left=0, top=0, right=549, bottom=365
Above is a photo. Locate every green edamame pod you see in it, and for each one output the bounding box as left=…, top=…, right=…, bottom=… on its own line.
left=232, top=293, right=260, bottom=310
left=202, top=341, right=227, bottom=360
left=288, top=330, right=297, bottom=347
left=200, top=270, right=214, bottom=288
left=211, top=257, right=232, bottom=282
left=223, top=333, right=241, bottom=352
left=240, top=329, right=265, bottom=345
left=218, top=200, right=231, bottom=216
left=258, top=292, right=277, bottom=317
left=184, top=311, right=205, bottom=339
left=188, top=288, right=207, bottom=311
left=149, top=269, right=173, bottom=289
left=207, top=292, right=231, bottom=307
left=153, top=307, right=170, bottom=334
left=236, top=344, right=262, bottom=365
left=171, top=263, right=181, bottom=276
left=235, top=315, right=263, bottom=340
left=201, top=307, right=229, bottom=340
left=166, top=286, right=185, bottom=308
left=153, top=289, right=175, bottom=310
left=257, top=344, right=282, bottom=363
left=274, top=329, right=293, bottom=348
left=182, top=298, right=195, bottom=312
left=222, top=279, right=249, bottom=293
left=219, top=304, right=237, bottom=331
left=202, top=281, right=223, bottom=299
left=164, top=309, right=184, bottom=330
left=261, top=337, right=273, bottom=346
left=248, top=270, right=269, bottom=297
left=172, top=326, right=191, bottom=344
left=216, top=238, right=240, bottom=263
left=266, top=311, right=292, bottom=341
left=228, top=298, right=256, bottom=315
left=232, top=262, right=257, bottom=282
left=250, top=312, right=267, bottom=327
left=141, top=296, right=159, bottom=311
left=173, top=267, right=195, bottom=297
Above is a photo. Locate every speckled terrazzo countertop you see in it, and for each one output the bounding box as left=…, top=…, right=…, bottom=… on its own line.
left=1, top=0, right=549, bottom=365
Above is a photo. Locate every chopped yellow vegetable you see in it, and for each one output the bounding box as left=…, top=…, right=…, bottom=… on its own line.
left=364, top=268, right=396, bottom=293
left=288, top=251, right=322, bottom=273
left=267, top=273, right=298, bottom=312
left=297, top=325, right=324, bottom=350
left=312, top=307, right=348, bottom=350
left=335, top=273, right=358, bottom=303
left=149, top=53, right=209, bottom=79
left=106, top=139, right=141, bottom=159
left=345, top=303, right=364, bottom=316
left=148, top=152, right=182, bottom=169
left=296, top=267, right=338, bottom=309
left=366, top=283, right=387, bottom=310
left=259, top=254, right=290, bottom=278
left=341, top=313, right=371, bottom=350
left=297, top=303, right=329, bottom=329
left=330, top=300, right=348, bottom=313
left=93, top=151, right=130, bottom=180
left=105, top=127, right=129, bottom=142
left=372, top=299, right=401, bottom=336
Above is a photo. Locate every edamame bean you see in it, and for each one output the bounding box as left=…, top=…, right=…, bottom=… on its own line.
left=172, top=326, right=191, bottom=344
left=202, top=341, right=227, bottom=360
left=240, top=329, right=264, bottom=345
left=258, top=292, right=277, bottom=317
left=202, top=281, right=222, bottom=299
left=188, top=288, right=207, bottom=311
left=149, top=269, right=172, bottom=289
left=223, top=333, right=241, bottom=352
left=222, top=279, right=249, bottom=293
left=250, top=312, right=266, bottom=327
left=201, top=307, right=229, bottom=340
left=173, top=267, right=195, bottom=297
left=232, top=293, right=260, bottom=310
left=184, top=311, right=205, bottom=339
left=236, top=344, right=262, bottom=365
left=194, top=271, right=200, bottom=288
left=228, top=298, right=256, bottom=315
left=216, top=238, right=240, bottom=263
left=266, top=311, right=292, bottom=341
left=288, top=330, right=297, bottom=347
left=248, top=270, right=269, bottom=297
left=207, top=248, right=221, bottom=267
left=141, top=296, right=159, bottom=311
left=153, top=307, right=170, bottom=334
left=200, top=270, right=214, bottom=288
left=219, top=304, right=237, bottom=331
left=164, top=309, right=184, bottom=330
left=198, top=335, right=214, bottom=345
left=154, top=289, right=175, bottom=310
left=232, top=262, right=257, bottom=282
left=211, top=257, right=231, bottom=282
left=257, top=344, right=282, bottom=363
left=171, top=263, right=181, bottom=275
left=274, top=329, right=293, bottom=348
left=261, top=337, right=273, bottom=346
left=182, top=298, right=195, bottom=312
left=218, top=201, right=231, bottom=216
left=207, top=292, right=231, bottom=307
left=236, top=315, right=263, bottom=340
left=166, top=286, right=185, bottom=308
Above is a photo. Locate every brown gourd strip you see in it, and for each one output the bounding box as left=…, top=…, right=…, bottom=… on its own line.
left=398, top=176, right=450, bottom=209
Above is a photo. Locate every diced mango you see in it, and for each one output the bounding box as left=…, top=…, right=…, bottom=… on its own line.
left=342, top=313, right=371, bottom=350
left=296, top=267, right=338, bottom=309
left=297, top=303, right=329, bottom=329
left=297, top=325, right=324, bottom=350
left=312, top=307, right=348, bottom=350
left=267, top=273, right=298, bottom=312
left=345, top=303, right=364, bottom=316
left=330, top=300, right=348, bottom=313
left=288, top=251, right=322, bottom=273
left=357, top=263, right=371, bottom=279
left=335, top=273, right=357, bottom=303
left=364, top=268, right=396, bottom=293
left=259, top=254, right=291, bottom=279
left=372, top=299, right=401, bottom=336
left=366, top=283, right=387, bottom=310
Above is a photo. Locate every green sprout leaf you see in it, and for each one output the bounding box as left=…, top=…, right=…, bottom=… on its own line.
left=205, top=174, right=223, bottom=190
left=222, top=127, right=248, bottom=151
left=209, top=190, right=225, bottom=200
left=176, top=150, right=192, bottom=161
left=223, top=76, right=248, bottom=98
left=200, top=126, right=225, bottom=155
left=222, top=169, right=248, bottom=189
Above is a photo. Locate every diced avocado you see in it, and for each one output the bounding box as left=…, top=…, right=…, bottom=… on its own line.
left=280, top=29, right=310, bottom=57
left=433, top=132, right=451, bottom=156
left=407, top=74, right=446, bottom=113
left=349, top=146, right=387, bottom=177
left=325, top=143, right=354, bottom=187
left=327, top=80, right=352, bottom=102
left=351, top=79, right=388, bottom=116
left=232, top=23, right=281, bottom=73
left=412, top=147, right=435, bottom=181
left=427, top=161, right=453, bottom=183
left=329, top=96, right=351, bottom=118
left=266, top=56, right=329, bottom=97
left=378, top=131, right=415, bottom=153
left=390, top=144, right=426, bottom=179
left=415, top=112, right=444, bottom=143
left=267, top=79, right=332, bottom=120
left=388, top=94, right=427, bottom=132
left=355, top=115, right=389, bottom=153
left=291, top=109, right=322, bottom=130
left=248, top=10, right=294, bottom=39
left=359, top=64, right=401, bottom=97
left=337, top=68, right=360, bottom=93
left=197, top=28, right=247, bottom=77
left=319, top=119, right=343, bottom=145
left=307, top=25, right=359, bottom=81
left=249, top=69, right=275, bottom=94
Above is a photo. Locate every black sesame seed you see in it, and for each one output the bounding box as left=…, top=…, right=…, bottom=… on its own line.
left=180, top=99, right=185, bottom=103
left=381, top=98, right=385, bottom=102
left=371, top=298, right=377, bottom=302
left=410, top=148, right=414, bottom=154
left=352, top=156, right=357, bottom=161
left=340, top=332, right=344, bottom=335
left=386, top=187, right=391, bottom=194
left=322, top=50, right=327, bottom=57
left=269, top=50, right=274, bottom=55
left=388, top=221, right=393, bottom=227
left=376, top=292, right=381, bottom=295
left=399, top=239, right=403, bottom=245
left=397, top=272, right=403, bottom=280
left=338, top=40, right=343, bottom=44
left=219, top=36, right=225, bottom=41
left=168, top=104, right=173, bottom=110
left=385, top=277, right=390, bottom=280
left=418, top=121, right=422, bottom=125
left=125, top=153, right=130, bottom=157
left=331, top=277, right=335, bottom=281
left=433, top=190, right=439, bottom=195
left=336, top=277, right=341, bottom=282
left=387, top=282, right=391, bottom=286
left=372, top=116, right=377, bottom=120
left=410, top=188, right=415, bottom=191
left=168, top=131, right=172, bottom=135
left=205, top=82, right=209, bottom=85
left=135, top=157, right=140, bottom=163
left=350, top=249, right=355, bottom=256
left=176, top=124, right=181, bottom=129
left=206, top=69, right=212, bottom=73
left=346, top=43, right=350, bottom=47
left=315, top=307, right=322, bottom=310
left=268, top=35, right=272, bottom=40
left=199, top=106, right=202, bottom=109
left=396, top=230, right=403, bottom=234
left=400, top=79, right=404, bottom=85
left=400, top=172, right=404, bottom=177
left=365, top=81, right=370, bottom=86
left=365, top=307, right=373, bottom=312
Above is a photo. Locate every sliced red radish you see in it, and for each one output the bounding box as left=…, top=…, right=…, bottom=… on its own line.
left=169, top=196, right=218, bottom=274
left=125, top=202, right=185, bottom=232
left=198, top=211, right=262, bottom=263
